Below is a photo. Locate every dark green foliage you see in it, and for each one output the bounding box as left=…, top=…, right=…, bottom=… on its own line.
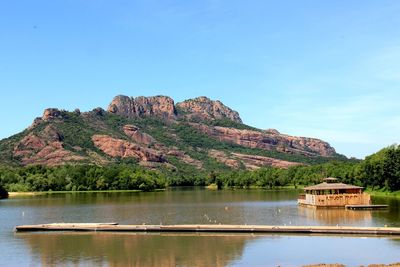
left=384, top=147, right=400, bottom=191
left=0, top=183, right=8, bottom=199
left=0, top=165, right=167, bottom=192
left=362, top=145, right=400, bottom=191
left=56, top=112, right=128, bottom=153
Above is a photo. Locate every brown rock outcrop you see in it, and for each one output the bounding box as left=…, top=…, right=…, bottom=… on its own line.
left=91, top=107, right=106, bottom=116
left=108, top=95, right=177, bottom=120
left=92, top=135, right=165, bottom=162
left=123, top=125, right=156, bottom=145
left=29, top=117, right=44, bottom=129
left=208, top=149, right=301, bottom=169
left=231, top=152, right=302, bottom=169
left=190, top=123, right=336, bottom=157
left=13, top=126, right=85, bottom=166
left=42, top=108, right=64, bottom=121
left=29, top=108, right=67, bottom=129
left=177, top=96, right=242, bottom=123
left=264, top=128, right=280, bottom=134
left=122, top=125, right=202, bottom=168
left=208, top=150, right=241, bottom=169
left=167, top=149, right=203, bottom=169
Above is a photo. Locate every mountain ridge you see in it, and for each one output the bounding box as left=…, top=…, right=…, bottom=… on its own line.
left=0, top=95, right=344, bottom=172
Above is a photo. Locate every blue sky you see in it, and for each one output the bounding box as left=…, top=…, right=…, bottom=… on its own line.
left=0, top=0, right=399, bottom=159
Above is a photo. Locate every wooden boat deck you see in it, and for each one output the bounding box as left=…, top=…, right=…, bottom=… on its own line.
left=15, top=223, right=400, bottom=236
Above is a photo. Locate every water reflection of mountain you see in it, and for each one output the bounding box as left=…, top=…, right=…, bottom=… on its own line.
left=18, top=232, right=252, bottom=267
left=298, top=206, right=372, bottom=226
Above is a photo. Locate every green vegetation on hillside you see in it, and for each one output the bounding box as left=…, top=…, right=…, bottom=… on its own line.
left=168, top=121, right=343, bottom=165
left=1, top=107, right=394, bottom=193
left=0, top=107, right=346, bottom=170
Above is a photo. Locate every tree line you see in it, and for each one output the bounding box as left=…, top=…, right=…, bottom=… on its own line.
left=208, top=145, right=400, bottom=191
left=0, top=144, right=399, bottom=193
left=0, top=164, right=167, bottom=192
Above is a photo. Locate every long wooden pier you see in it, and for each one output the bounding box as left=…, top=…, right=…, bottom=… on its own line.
left=15, top=223, right=400, bottom=236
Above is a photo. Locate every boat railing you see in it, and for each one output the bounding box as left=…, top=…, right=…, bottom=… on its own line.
left=298, top=194, right=306, bottom=200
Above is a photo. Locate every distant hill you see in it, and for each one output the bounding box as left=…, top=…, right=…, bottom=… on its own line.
left=0, top=95, right=346, bottom=173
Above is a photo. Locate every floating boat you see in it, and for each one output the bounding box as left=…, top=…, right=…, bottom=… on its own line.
left=298, top=178, right=378, bottom=208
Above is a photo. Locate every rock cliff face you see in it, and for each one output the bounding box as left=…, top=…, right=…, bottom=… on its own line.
left=92, top=135, right=165, bottom=163
left=231, top=153, right=302, bottom=169
left=108, top=95, right=177, bottom=120
left=208, top=150, right=242, bottom=169
left=30, top=108, right=66, bottom=129
left=42, top=108, right=65, bottom=121
left=123, top=125, right=156, bottom=145
left=190, top=123, right=336, bottom=157
left=13, top=125, right=85, bottom=166
left=177, top=96, right=242, bottom=123
left=108, top=95, right=242, bottom=123
left=208, top=149, right=302, bottom=169
left=166, top=148, right=203, bottom=169
left=122, top=125, right=202, bottom=168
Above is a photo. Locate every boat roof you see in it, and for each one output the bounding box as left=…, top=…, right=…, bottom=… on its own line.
left=323, top=177, right=338, bottom=181
left=304, top=182, right=363, bottom=191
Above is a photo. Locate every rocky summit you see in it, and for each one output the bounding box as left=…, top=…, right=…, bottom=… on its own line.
left=176, top=96, right=242, bottom=123
left=108, top=95, right=177, bottom=120
left=107, top=95, right=242, bottom=123
left=0, top=95, right=343, bottom=171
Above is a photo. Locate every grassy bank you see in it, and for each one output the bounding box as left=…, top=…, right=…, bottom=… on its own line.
left=365, top=189, right=400, bottom=198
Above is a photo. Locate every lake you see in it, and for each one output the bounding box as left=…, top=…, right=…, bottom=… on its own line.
left=1, top=188, right=400, bottom=266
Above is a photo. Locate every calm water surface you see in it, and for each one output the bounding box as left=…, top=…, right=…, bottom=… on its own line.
left=1, top=188, right=400, bottom=266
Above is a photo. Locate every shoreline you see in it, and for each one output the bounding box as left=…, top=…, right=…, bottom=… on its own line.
left=6, top=187, right=400, bottom=199
left=7, top=189, right=166, bottom=197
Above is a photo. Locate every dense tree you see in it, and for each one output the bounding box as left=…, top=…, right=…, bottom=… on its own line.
left=0, top=164, right=167, bottom=192
left=1, top=145, right=399, bottom=192
left=384, top=147, right=400, bottom=191
left=361, top=145, right=400, bottom=191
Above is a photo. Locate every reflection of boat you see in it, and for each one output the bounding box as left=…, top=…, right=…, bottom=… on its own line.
left=298, top=178, right=371, bottom=208
left=298, top=205, right=372, bottom=225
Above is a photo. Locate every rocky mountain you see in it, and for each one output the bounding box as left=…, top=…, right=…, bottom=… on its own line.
left=176, top=96, right=242, bottom=123
left=108, top=95, right=177, bottom=120
left=0, top=95, right=344, bottom=173
left=107, top=95, right=242, bottom=123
